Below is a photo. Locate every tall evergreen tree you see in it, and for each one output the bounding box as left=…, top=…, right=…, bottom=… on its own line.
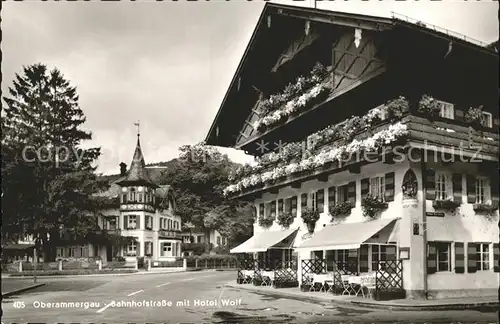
left=2, top=63, right=105, bottom=253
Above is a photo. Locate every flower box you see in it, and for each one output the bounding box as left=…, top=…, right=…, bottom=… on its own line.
left=277, top=212, right=294, bottom=229
left=432, top=200, right=461, bottom=211
left=473, top=203, right=499, bottom=214
left=329, top=202, right=354, bottom=218
left=301, top=208, right=320, bottom=233
left=258, top=217, right=274, bottom=228
left=361, top=196, right=388, bottom=218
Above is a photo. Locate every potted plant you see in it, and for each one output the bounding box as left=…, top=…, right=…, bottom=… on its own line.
left=385, top=96, right=409, bottom=120
left=432, top=198, right=461, bottom=212
left=361, top=196, right=389, bottom=218
left=418, top=94, right=441, bottom=118
left=301, top=208, right=320, bottom=233
left=277, top=212, right=294, bottom=228
left=464, top=106, right=484, bottom=128
left=329, top=201, right=354, bottom=219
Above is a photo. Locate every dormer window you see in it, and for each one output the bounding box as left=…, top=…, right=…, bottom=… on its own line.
left=138, top=193, right=143, bottom=203
left=437, top=100, right=454, bottom=119
left=130, top=188, right=136, bottom=202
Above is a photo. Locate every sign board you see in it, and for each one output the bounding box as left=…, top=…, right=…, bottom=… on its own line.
left=399, top=247, right=410, bottom=260
left=426, top=212, right=445, bottom=217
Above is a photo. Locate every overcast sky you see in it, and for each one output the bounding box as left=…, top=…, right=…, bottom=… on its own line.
left=2, top=0, right=498, bottom=175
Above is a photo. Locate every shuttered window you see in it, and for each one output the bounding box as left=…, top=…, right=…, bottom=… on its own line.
left=301, top=193, right=308, bottom=210
left=425, top=169, right=436, bottom=200
left=291, top=196, right=298, bottom=216
left=278, top=199, right=284, bottom=216
left=328, top=186, right=336, bottom=207
left=493, top=243, right=499, bottom=272
left=475, top=243, right=490, bottom=271
left=475, top=178, right=490, bottom=204
left=452, top=173, right=462, bottom=203
left=427, top=242, right=450, bottom=273
left=466, top=175, right=476, bottom=204
left=454, top=242, right=465, bottom=273
left=347, top=181, right=356, bottom=205
left=467, top=243, right=477, bottom=273
left=316, top=189, right=325, bottom=212
left=259, top=203, right=265, bottom=218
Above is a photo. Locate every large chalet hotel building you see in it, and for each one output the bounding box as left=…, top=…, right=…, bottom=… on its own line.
left=205, top=3, right=499, bottom=299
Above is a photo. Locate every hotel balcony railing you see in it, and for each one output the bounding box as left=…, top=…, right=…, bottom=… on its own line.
left=158, top=230, right=182, bottom=239
left=229, top=113, right=498, bottom=198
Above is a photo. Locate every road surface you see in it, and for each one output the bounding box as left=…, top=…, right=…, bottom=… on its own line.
left=2, top=270, right=498, bottom=323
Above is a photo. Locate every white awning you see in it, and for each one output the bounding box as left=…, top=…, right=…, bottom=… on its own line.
left=296, top=218, right=398, bottom=251
left=230, top=228, right=299, bottom=254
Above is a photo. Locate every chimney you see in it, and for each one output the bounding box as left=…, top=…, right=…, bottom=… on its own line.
left=119, top=162, right=127, bottom=176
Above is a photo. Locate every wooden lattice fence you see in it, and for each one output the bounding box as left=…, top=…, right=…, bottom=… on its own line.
left=236, top=255, right=254, bottom=284
left=273, top=260, right=298, bottom=288
left=375, top=260, right=405, bottom=300
left=300, top=259, right=327, bottom=291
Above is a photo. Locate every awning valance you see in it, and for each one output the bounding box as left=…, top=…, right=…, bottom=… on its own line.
left=296, top=218, right=398, bottom=251
left=230, top=228, right=299, bottom=254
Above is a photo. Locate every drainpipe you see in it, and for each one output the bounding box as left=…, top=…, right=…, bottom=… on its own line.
left=421, top=152, right=429, bottom=299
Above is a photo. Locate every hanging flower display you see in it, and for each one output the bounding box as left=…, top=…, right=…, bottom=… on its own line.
left=224, top=122, right=408, bottom=195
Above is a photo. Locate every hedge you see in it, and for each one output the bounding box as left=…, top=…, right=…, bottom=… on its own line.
left=10, top=269, right=138, bottom=276
left=177, top=254, right=237, bottom=262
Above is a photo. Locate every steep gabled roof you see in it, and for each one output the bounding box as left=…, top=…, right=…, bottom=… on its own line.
left=205, top=2, right=496, bottom=147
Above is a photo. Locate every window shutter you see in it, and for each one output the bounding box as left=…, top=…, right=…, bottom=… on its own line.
left=490, top=172, right=499, bottom=208
left=301, top=193, right=308, bottom=210
left=452, top=173, right=463, bottom=204
left=385, top=172, right=395, bottom=202
left=359, top=245, right=369, bottom=273
left=278, top=199, right=284, bottom=216
left=425, top=169, right=436, bottom=200
left=427, top=243, right=437, bottom=274
left=259, top=203, right=265, bottom=218
left=347, top=181, right=356, bottom=205
left=454, top=109, right=464, bottom=121
left=136, top=215, right=141, bottom=230
left=136, top=242, right=141, bottom=257
left=316, top=189, right=325, bottom=212
left=124, top=216, right=128, bottom=229
left=493, top=243, right=499, bottom=272
left=361, top=178, right=370, bottom=199
left=454, top=242, right=465, bottom=273
left=466, top=175, right=476, bottom=204
left=467, top=242, right=477, bottom=273
left=75, top=246, right=82, bottom=258
left=291, top=196, right=298, bottom=216
left=328, top=186, right=336, bottom=207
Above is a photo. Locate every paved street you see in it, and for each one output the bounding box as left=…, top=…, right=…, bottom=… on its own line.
left=2, top=270, right=498, bottom=323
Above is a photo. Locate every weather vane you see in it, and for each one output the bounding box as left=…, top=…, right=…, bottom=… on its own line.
left=134, top=120, right=140, bottom=137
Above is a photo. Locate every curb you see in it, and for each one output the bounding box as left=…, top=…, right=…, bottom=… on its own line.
left=2, top=283, right=46, bottom=297
left=225, top=284, right=499, bottom=311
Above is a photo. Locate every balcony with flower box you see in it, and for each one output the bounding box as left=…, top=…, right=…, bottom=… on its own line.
left=225, top=95, right=499, bottom=199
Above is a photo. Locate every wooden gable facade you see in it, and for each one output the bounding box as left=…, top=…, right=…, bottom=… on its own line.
left=205, top=3, right=498, bottom=157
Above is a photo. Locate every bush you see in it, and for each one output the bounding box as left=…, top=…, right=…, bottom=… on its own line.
left=150, top=260, right=183, bottom=268
left=10, top=269, right=138, bottom=276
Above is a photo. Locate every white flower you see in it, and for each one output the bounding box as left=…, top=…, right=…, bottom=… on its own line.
left=249, top=174, right=262, bottom=186
left=299, top=158, right=314, bottom=171
left=261, top=171, right=274, bottom=183
left=285, top=163, right=300, bottom=174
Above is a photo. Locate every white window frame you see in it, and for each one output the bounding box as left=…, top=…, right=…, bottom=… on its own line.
left=336, top=185, right=348, bottom=203
left=128, top=215, right=137, bottom=229
left=161, top=242, right=172, bottom=257
left=310, top=192, right=317, bottom=211
left=481, top=111, right=493, bottom=128
left=435, top=172, right=451, bottom=201
left=476, top=243, right=490, bottom=271
left=80, top=245, right=85, bottom=257
left=475, top=177, right=490, bottom=204
left=127, top=241, right=137, bottom=255
left=145, top=216, right=153, bottom=230
left=437, top=100, right=454, bottom=119
left=68, top=247, right=75, bottom=257
left=435, top=242, right=451, bottom=272
left=370, top=176, right=385, bottom=201
left=56, top=247, right=63, bottom=258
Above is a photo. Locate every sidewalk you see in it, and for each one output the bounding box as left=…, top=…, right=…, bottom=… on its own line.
left=2, top=281, right=46, bottom=298
left=225, top=282, right=499, bottom=311
left=1, top=268, right=226, bottom=279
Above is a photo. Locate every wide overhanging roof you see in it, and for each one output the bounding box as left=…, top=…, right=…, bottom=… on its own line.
left=296, top=218, right=398, bottom=251
left=230, top=227, right=299, bottom=253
